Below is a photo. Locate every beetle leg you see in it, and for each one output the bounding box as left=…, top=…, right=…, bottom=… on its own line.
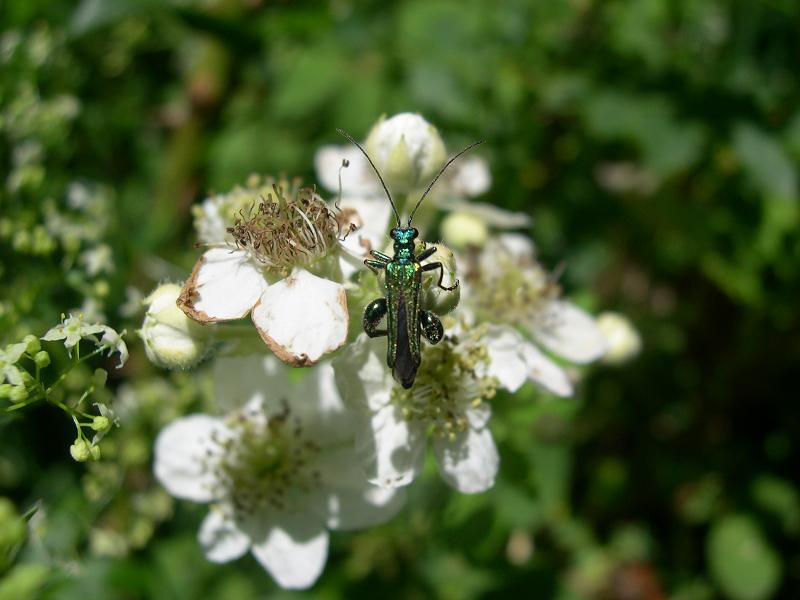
left=415, top=246, right=437, bottom=262
left=363, top=298, right=388, bottom=338
left=419, top=310, right=444, bottom=344
left=421, top=261, right=460, bottom=291
left=364, top=259, right=388, bottom=275
left=370, top=249, right=393, bottom=263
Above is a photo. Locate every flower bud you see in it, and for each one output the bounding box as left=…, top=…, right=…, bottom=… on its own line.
left=89, top=444, right=102, bottom=461
left=91, top=416, right=111, bottom=433
left=33, top=351, right=50, bottom=369
left=19, top=371, right=34, bottom=388
left=597, top=312, right=642, bottom=365
left=92, top=368, right=107, bottom=388
left=139, top=283, right=212, bottom=369
left=365, top=113, right=447, bottom=193
left=0, top=384, right=12, bottom=398
left=419, top=243, right=461, bottom=315
left=22, top=335, right=40, bottom=356
left=441, top=211, right=489, bottom=250
left=8, top=386, right=27, bottom=404
left=69, top=439, right=92, bottom=462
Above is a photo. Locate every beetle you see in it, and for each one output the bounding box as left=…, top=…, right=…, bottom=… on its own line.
left=337, top=129, right=482, bottom=388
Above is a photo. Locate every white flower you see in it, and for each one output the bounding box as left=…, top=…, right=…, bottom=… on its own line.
left=596, top=312, right=642, bottom=365
left=179, top=187, right=350, bottom=366
left=332, top=329, right=500, bottom=494
left=140, top=283, right=212, bottom=370
left=42, top=314, right=104, bottom=349
left=79, top=243, right=114, bottom=276
left=153, top=356, right=404, bottom=589
left=41, top=314, right=128, bottom=367
left=0, top=342, right=28, bottom=386
left=98, top=326, right=128, bottom=368
left=459, top=235, right=607, bottom=396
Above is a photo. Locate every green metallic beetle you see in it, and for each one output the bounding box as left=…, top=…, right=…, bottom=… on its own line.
left=337, top=129, right=483, bottom=388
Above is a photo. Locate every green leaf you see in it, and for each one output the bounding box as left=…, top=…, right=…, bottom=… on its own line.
left=707, top=514, right=782, bottom=600
left=733, top=123, right=798, bottom=202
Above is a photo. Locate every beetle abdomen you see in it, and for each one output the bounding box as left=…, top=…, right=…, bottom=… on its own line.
left=393, top=297, right=417, bottom=389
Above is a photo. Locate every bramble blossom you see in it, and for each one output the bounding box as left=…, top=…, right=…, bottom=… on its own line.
left=154, top=356, right=405, bottom=589
left=459, top=235, right=607, bottom=396
left=332, top=326, right=501, bottom=493
left=179, top=181, right=351, bottom=366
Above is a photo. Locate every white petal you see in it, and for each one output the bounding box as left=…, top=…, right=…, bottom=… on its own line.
left=314, top=145, right=380, bottom=195
left=357, top=404, right=426, bottom=488
left=449, top=156, right=492, bottom=197
left=433, top=427, right=499, bottom=494
left=481, top=325, right=532, bottom=393
left=291, top=362, right=354, bottom=445
left=441, top=199, right=531, bottom=229
left=332, top=334, right=395, bottom=412
left=252, top=269, right=348, bottom=366
left=310, top=446, right=406, bottom=530
left=532, top=300, right=607, bottom=364
left=250, top=513, right=329, bottom=590
left=153, top=415, right=230, bottom=502
left=198, top=507, right=250, bottom=563
left=496, top=233, right=536, bottom=260
left=466, top=403, right=492, bottom=430
left=178, top=248, right=268, bottom=323
left=213, top=354, right=292, bottom=413
left=337, top=196, right=393, bottom=258
left=523, top=343, right=573, bottom=397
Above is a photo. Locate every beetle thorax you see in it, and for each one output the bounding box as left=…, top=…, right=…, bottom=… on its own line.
left=391, top=227, right=418, bottom=260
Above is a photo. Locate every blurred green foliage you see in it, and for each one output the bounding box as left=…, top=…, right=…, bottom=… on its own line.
left=1, top=0, right=799, bottom=598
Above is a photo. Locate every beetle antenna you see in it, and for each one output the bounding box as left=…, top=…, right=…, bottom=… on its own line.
left=407, top=140, right=484, bottom=226
left=336, top=128, right=402, bottom=227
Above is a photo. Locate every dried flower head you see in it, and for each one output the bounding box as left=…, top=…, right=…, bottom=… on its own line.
left=226, top=185, right=341, bottom=273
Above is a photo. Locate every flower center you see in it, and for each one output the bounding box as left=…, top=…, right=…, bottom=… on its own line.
left=226, top=184, right=341, bottom=272
left=391, top=326, right=498, bottom=440
left=468, top=254, right=560, bottom=327
left=207, top=404, right=321, bottom=516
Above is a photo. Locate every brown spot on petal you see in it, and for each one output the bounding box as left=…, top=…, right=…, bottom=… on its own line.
left=251, top=297, right=314, bottom=367
left=176, top=254, right=218, bottom=324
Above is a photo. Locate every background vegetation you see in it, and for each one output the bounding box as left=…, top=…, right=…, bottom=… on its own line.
left=1, top=0, right=799, bottom=598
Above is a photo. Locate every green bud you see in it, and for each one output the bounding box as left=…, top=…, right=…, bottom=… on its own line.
left=441, top=211, right=489, bottom=250
left=419, top=243, right=461, bottom=315
left=33, top=351, right=50, bottom=369
left=8, top=386, right=27, bottom=404
left=69, top=439, right=91, bottom=462
left=89, top=444, right=101, bottom=461
left=22, top=335, right=40, bottom=355
left=92, top=368, right=107, bottom=388
left=94, top=280, right=110, bottom=297
left=0, top=384, right=12, bottom=399
left=91, top=416, right=111, bottom=433
left=19, top=371, right=34, bottom=388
